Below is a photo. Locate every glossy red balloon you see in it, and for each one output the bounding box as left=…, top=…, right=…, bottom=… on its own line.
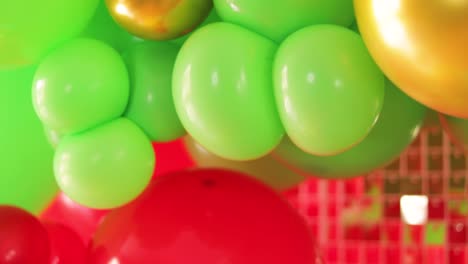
left=89, top=169, right=320, bottom=264
left=0, top=206, right=50, bottom=264
left=43, top=222, right=87, bottom=264
left=41, top=193, right=109, bottom=244
left=152, top=139, right=195, bottom=176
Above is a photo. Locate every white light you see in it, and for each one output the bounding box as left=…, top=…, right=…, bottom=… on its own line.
left=115, top=3, right=133, bottom=18
left=109, top=257, right=120, bottom=264
left=400, top=195, right=428, bottom=225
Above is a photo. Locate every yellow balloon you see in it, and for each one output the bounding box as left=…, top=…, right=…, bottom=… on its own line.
left=184, top=137, right=304, bottom=190
left=354, top=0, right=468, bottom=118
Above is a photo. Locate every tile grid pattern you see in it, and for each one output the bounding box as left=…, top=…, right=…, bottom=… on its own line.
left=285, top=125, right=468, bottom=263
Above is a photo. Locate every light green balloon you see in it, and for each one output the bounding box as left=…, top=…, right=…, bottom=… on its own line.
left=43, top=126, right=62, bottom=149
left=54, top=118, right=155, bottom=209
left=0, top=0, right=99, bottom=69
left=274, top=25, right=385, bottom=156
left=82, top=1, right=143, bottom=52
left=173, top=22, right=284, bottom=161
left=0, top=66, right=57, bottom=214
left=123, top=41, right=185, bottom=142
left=32, top=38, right=129, bottom=135
left=272, top=80, right=426, bottom=178
left=214, top=0, right=354, bottom=42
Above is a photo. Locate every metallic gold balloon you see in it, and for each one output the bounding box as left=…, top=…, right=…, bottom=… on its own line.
left=105, top=0, right=213, bottom=40
left=354, top=0, right=468, bottom=118
left=184, top=137, right=304, bottom=190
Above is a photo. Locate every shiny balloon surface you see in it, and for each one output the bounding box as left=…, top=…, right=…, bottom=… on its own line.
left=105, top=0, right=213, bottom=40
left=355, top=0, right=468, bottom=117
left=89, top=169, right=320, bottom=264
left=0, top=206, right=50, bottom=264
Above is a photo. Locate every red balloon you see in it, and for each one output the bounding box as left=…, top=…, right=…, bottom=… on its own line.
left=89, top=169, right=320, bottom=264
left=152, top=139, right=195, bottom=176
left=43, top=222, right=87, bottom=264
left=40, top=193, right=109, bottom=244
left=0, top=206, right=50, bottom=264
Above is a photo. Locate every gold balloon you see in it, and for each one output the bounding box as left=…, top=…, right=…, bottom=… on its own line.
left=184, top=137, right=304, bottom=190
left=105, top=0, right=212, bottom=40
left=354, top=0, right=468, bottom=118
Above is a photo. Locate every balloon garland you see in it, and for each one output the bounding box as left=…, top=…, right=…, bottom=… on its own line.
left=3, top=0, right=465, bottom=212
left=23, top=0, right=431, bottom=209
left=2, top=0, right=468, bottom=263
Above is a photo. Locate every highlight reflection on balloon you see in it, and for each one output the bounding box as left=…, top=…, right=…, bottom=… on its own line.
left=184, top=137, right=303, bottom=190
left=105, top=0, right=213, bottom=40
left=355, top=0, right=468, bottom=118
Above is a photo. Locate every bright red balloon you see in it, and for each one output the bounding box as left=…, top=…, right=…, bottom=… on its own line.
left=0, top=206, right=50, bottom=264
left=40, top=193, right=109, bottom=244
left=43, top=222, right=87, bottom=264
left=89, top=169, right=320, bottom=264
left=152, top=139, right=195, bottom=176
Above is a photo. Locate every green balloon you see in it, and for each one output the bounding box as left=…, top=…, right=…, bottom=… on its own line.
left=173, top=23, right=284, bottom=161
left=171, top=9, right=222, bottom=46
left=440, top=114, right=468, bottom=151
left=54, top=118, right=155, bottom=209
left=350, top=20, right=360, bottom=34
left=123, top=41, right=185, bottom=142
left=274, top=25, right=385, bottom=156
left=272, top=80, right=426, bottom=178
left=0, top=66, right=57, bottom=214
left=32, top=38, right=129, bottom=135
left=0, top=0, right=99, bottom=69
left=214, top=0, right=354, bottom=42
left=43, top=127, right=62, bottom=149
left=82, top=1, right=143, bottom=52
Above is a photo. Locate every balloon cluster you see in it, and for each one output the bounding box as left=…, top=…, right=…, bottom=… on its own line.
left=7, top=0, right=468, bottom=211
left=2, top=169, right=323, bottom=264
left=1, top=0, right=468, bottom=262
left=0, top=206, right=87, bottom=264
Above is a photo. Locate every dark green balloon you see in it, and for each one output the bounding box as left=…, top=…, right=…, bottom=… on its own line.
left=82, top=0, right=143, bottom=52
left=123, top=41, right=185, bottom=142
left=171, top=9, right=222, bottom=46
left=0, top=66, right=57, bottom=213
left=272, top=80, right=426, bottom=178
left=214, top=0, right=355, bottom=42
